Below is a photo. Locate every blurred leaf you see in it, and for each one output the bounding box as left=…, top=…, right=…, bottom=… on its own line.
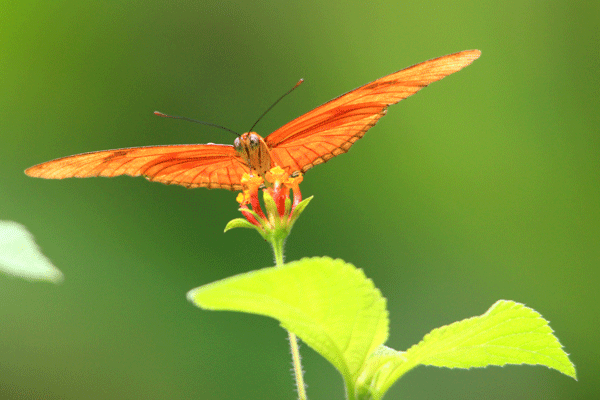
left=0, top=220, right=63, bottom=283
left=188, top=256, right=388, bottom=389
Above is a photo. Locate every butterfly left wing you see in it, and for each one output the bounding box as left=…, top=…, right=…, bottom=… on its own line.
left=25, top=144, right=248, bottom=190
left=266, top=50, right=481, bottom=175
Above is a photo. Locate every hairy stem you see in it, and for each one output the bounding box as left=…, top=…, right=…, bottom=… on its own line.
left=271, top=238, right=307, bottom=400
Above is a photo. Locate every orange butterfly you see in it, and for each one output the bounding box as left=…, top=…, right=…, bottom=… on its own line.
left=25, top=50, right=480, bottom=191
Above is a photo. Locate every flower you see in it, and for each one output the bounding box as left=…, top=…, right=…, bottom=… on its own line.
left=236, top=174, right=266, bottom=227
left=226, top=167, right=312, bottom=244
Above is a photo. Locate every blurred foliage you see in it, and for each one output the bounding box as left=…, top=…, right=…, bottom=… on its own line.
left=0, top=221, right=63, bottom=282
left=1, top=1, right=597, bottom=399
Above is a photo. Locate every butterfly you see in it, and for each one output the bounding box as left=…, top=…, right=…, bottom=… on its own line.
left=25, top=50, right=480, bottom=191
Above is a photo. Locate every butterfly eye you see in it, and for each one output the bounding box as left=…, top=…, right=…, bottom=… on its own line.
left=249, top=134, right=260, bottom=148
left=233, top=137, right=241, bottom=151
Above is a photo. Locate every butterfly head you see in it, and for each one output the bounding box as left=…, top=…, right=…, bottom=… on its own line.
left=234, top=132, right=273, bottom=177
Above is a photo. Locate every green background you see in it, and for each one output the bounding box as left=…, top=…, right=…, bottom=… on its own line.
left=1, top=1, right=597, bottom=399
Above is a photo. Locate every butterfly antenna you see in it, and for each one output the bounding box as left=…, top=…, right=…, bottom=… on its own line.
left=154, top=111, right=240, bottom=137
left=247, top=79, right=304, bottom=133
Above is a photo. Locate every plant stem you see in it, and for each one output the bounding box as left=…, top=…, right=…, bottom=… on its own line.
left=271, top=236, right=307, bottom=400
left=288, top=331, right=307, bottom=400
left=271, top=235, right=286, bottom=267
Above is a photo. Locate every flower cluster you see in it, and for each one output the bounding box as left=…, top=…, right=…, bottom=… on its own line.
left=225, top=166, right=312, bottom=244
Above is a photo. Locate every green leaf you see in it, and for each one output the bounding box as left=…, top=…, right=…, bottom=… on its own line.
left=356, top=300, right=576, bottom=399
left=187, top=257, right=388, bottom=387
left=290, top=195, right=313, bottom=221
left=355, top=345, right=406, bottom=400
left=224, top=218, right=259, bottom=232
left=0, top=220, right=63, bottom=283
left=262, top=190, right=278, bottom=221
left=410, top=300, right=576, bottom=374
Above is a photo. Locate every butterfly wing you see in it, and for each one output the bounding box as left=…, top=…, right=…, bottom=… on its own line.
left=25, top=144, right=248, bottom=190
left=266, top=49, right=481, bottom=174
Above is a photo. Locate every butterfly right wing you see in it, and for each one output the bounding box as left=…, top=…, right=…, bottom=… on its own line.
left=266, top=50, right=481, bottom=175
left=25, top=144, right=248, bottom=190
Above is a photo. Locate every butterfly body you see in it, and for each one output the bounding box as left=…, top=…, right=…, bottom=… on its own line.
left=234, top=132, right=274, bottom=179
left=25, top=50, right=481, bottom=190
